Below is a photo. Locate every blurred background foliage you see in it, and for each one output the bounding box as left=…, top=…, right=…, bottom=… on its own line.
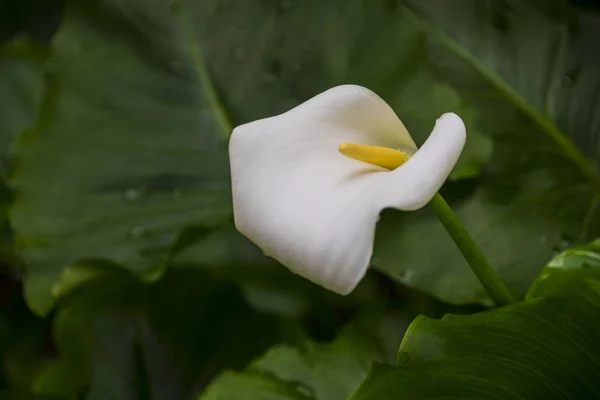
left=1, top=0, right=599, bottom=399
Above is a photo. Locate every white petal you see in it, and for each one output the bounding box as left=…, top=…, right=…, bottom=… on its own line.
left=288, top=85, right=418, bottom=153
left=379, top=113, right=466, bottom=211
left=229, top=85, right=465, bottom=295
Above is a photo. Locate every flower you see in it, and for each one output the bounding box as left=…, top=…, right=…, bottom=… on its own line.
left=229, top=85, right=466, bottom=295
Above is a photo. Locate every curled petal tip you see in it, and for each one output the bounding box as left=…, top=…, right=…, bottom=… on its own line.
left=437, top=113, right=466, bottom=135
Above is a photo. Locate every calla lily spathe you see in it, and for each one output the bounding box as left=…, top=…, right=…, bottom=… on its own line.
left=229, top=85, right=466, bottom=295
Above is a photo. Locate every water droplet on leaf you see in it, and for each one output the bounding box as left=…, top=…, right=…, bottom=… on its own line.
left=563, top=67, right=580, bottom=88
left=402, top=269, right=414, bottom=284
left=293, top=382, right=315, bottom=398
left=552, top=233, right=574, bottom=254
left=559, top=233, right=573, bottom=249
left=124, top=188, right=142, bottom=201
left=261, top=72, right=278, bottom=86
left=130, top=226, right=149, bottom=239
left=234, top=47, right=246, bottom=59
left=560, top=238, right=572, bottom=249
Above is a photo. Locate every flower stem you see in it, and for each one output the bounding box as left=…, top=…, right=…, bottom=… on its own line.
left=428, top=193, right=514, bottom=307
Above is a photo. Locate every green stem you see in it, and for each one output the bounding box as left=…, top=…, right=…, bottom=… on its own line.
left=428, top=193, right=514, bottom=307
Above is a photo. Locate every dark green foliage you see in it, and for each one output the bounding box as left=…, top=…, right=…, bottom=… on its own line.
left=0, top=0, right=599, bottom=399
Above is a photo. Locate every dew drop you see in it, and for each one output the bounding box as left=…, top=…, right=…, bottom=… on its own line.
left=234, top=47, right=246, bottom=59
left=130, top=226, right=149, bottom=239
left=540, top=236, right=548, bottom=244
left=173, top=188, right=182, bottom=199
left=559, top=233, right=574, bottom=249
left=402, top=269, right=414, bottom=284
left=560, top=238, right=572, bottom=249
left=552, top=233, right=574, bottom=254
left=124, top=188, right=142, bottom=201
left=261, top=72, right=278, bottom=86
left=293, top=382, right=316, bottom=398
left=563, top=67, right=580, bottom=88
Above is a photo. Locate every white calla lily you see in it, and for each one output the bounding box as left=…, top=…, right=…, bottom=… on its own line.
left=229, top=85, right=466, bottom=295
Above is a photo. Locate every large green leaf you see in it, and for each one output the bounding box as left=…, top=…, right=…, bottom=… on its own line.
left=351, top=239, right=600, bottom=399
left=8, top=0, right=491, bottom=315
left=199, top=311, right=407, bottom=400
left=0, top=39, right=44, bottom=177
left=8, top=0, right=233, bottom=315
left=30, top=264, right=289, bottom=400
left=373, top=0, right=600, bottom=304
left=197, top=0, right=491, bottom=178
left=0, top=39, right=45, bottom=270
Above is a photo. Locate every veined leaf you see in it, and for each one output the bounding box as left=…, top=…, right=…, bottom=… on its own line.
left=352, top=239, right=600, bottom=399
left=199, top=312, right=406, bottom=400
left=0, top=39, right=45, bottom=177
left=0, top=39, right=45, bottom=271
left=373, top=0, right=600, bottom=304
left=8, top=0, right=233, bottom=315
left=31, top=265, right=288, bottom=400
left=8, top=0, right=491, bottom=315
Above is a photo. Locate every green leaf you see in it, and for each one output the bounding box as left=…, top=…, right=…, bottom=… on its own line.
left=373, top=0, right=600, bottom=304
left=0, top=39, right=46, bottom=270
left=200, top=373, right=313, bottom=400
left=351, top=239, right=600, bottom=399
left=201, top=0, right=491, bottom=178
left=383, top=69, right=492, bottom=179
left=200, top=313, right=404, bottom=400
left=8, top=0, right=598, bottom=313
left=0, top=39, right=45, bottom=178
left=31, top=265, right=289, bottom=399
left=8, top=1, right=233, bottom=315
left=8, top=0, right=492, bottom=315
